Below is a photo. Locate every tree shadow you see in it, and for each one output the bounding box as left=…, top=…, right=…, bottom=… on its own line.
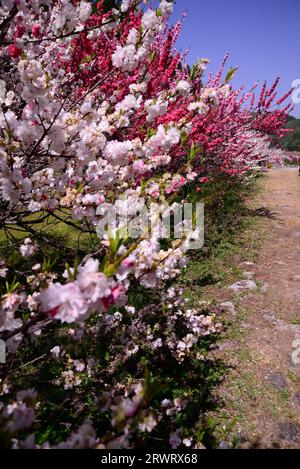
left=246, top=206, right=279, bottom=220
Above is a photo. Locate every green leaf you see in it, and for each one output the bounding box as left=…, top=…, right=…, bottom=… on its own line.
left=188, top=143, right=202, bottom=162
left=75, top=180, right=84, bottom=193
left=225, top=67, right=238, bottom=83
left=180, top=131, right=188, bottom=146
left=148, top=50, right=155, bottom=62
left=189, top=64, right=197, bottom=81
left=5, top=276, right=20, bottom=294
left=143, top=370, right=166, bottom=404
left=147, top=128, right=156, bottom=139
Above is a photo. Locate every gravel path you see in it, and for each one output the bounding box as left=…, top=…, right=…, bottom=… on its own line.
left=217, top=168, right=300, bottom=448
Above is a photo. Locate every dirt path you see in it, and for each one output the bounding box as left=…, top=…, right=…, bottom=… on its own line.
left=215, top=168, right=300, bottom=448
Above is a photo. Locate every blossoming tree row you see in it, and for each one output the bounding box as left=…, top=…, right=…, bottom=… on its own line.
left=0, top=0, right=292, bottom=448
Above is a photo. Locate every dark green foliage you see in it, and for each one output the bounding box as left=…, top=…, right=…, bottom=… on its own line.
left=281, top=116, right=300, bottom=151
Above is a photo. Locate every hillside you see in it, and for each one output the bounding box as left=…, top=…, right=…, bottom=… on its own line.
left=281, top=116, right=300, bottom=151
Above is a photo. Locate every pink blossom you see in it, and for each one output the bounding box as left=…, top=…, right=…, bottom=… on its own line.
left=77, top=258, right=111, bottom=305
left=31, top=24, right=41, bottom=38
left=39, top=283, right=88, bottom=323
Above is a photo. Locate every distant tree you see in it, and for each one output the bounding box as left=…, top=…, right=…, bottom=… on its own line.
left=281, top=116, right=300, bottom=151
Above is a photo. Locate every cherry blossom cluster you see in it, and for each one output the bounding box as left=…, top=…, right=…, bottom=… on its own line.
left=1, top=286, right=221, bottom=448
left=0, top=0, right=290, bottom=329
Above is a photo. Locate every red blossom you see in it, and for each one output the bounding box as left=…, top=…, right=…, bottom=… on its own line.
left=8, top=44, right=22, bottom=58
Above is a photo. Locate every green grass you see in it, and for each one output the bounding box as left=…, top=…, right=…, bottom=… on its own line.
left=290, top=319, right=300, bottom=325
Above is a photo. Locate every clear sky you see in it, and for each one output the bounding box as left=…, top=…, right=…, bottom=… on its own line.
left=168, top=0, right=300, bottom=117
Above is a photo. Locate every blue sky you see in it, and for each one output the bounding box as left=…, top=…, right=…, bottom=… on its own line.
left=168, top=0, right=300, bottom=117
